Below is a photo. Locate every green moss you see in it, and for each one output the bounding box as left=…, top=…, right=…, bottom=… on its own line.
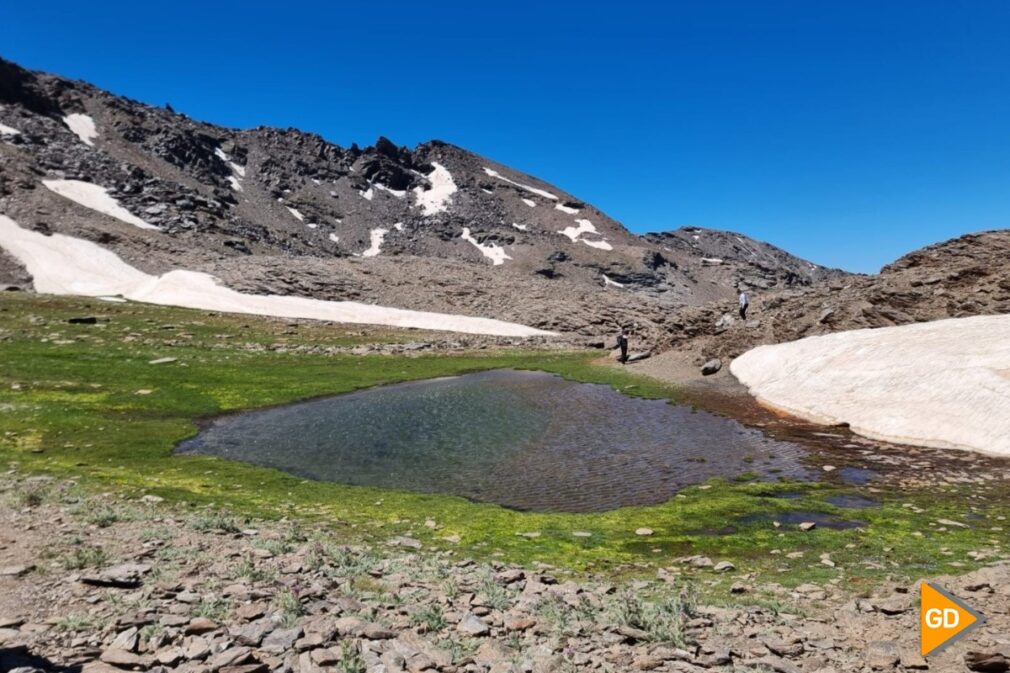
left=1, top=293, right=1006, bottom=591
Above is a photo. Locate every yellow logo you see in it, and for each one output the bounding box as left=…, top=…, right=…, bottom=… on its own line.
left=920, top=582, right=985, bottom=657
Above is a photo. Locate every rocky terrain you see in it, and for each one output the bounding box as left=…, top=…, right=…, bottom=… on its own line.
left=1, top=474, right=1009, bottom=673
left=0, top=57, right=843, bottom=342
left=642, top=229, right=1010, bottom=369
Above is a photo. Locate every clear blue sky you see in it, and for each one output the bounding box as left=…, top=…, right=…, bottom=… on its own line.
left=4, top=1, right=1009, bottom=272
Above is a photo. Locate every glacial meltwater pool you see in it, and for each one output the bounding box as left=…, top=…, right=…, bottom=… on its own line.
left=176, top=369, right=813, bottom=512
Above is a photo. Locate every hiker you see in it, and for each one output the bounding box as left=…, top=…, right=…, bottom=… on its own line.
left=738, top=288, right=750, bottom=320
left=616, top=327, right=629, bottom=364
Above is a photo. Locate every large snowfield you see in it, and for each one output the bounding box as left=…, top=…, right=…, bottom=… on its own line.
left=0, top=215, right=555, bottom=337
left=731, top=315, right=1010, bottom=457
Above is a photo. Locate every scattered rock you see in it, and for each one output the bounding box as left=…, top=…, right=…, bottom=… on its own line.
left=458, top=613, right=490, bottom=636
left=80, top=563, right=150, bottom=588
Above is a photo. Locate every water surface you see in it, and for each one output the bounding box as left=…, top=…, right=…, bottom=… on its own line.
left=177, top=369, right=812, bottom=512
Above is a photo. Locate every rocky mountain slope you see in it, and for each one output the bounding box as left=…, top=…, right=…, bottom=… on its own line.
left=0, top=57, right=843, bottom=340
left=653, top=229, right=1010, bottom=364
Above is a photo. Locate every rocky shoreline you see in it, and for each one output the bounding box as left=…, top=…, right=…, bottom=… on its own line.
left=1, top=474, right=1008, bottom=673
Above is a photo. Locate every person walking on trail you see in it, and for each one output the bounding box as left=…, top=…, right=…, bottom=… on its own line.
left=616, top=327, right=629, bottom=364
left=738, top=288, right=750, bottom=320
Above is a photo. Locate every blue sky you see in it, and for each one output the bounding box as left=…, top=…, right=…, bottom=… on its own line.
left=3, top=1, right=1009, bottom=272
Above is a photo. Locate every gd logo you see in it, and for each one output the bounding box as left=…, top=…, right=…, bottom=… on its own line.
left=920, top=582, right=985, bottom=657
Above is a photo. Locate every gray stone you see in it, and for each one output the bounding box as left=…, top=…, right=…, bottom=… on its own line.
left=865, top=641, right=900, bottom=670
left=458, top=613, right=490, bottom=636
left=261, top=626, right=301, bottom=654
left=701, top=358, right=722, bottom=376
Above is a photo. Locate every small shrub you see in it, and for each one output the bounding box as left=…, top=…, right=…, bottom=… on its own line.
left=194, top=597, right=231, bottom=621
left=190, top=510, right=241, bottom=534
left=273, top=588, right=303, bottom=628
left=61, top=545, right=108, bottom=570
left=409, top=604, right=446, bottom=633
left=55, top=613, right=97, bottom=632
left=338, top=642, right=366, bottom=673
left=606, top=587, right=695, bottom=646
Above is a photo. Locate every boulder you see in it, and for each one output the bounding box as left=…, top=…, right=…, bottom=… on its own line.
left=701, top=358, right=722, bottom=376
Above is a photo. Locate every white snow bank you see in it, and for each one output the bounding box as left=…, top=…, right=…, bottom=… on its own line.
left=461, top=228, right=510, bottom=266
left=286, top=206, right=305, bottom=222
left=43, top=179, right=160, bottom=231
left=328, top=233, right=340, bottom=243
left=730, top=315, right=1010, bottom=457
left=482, top=167, right=558, bottom=200
left=394, top=222, right=405, bottom=232
left=0, top=122, right=20, bottom=136
left=522, top=198, right=536, bottom=208
left=511, top=223, right=528, bottom=231
left=227, top=176, right=243, bottom=192
left=559, top=219, right=596, bottom=242
left=581, top=239, right=613, bottom=251
left=361, top=228, right=388, bottom=257
left=413, top=162, right=457, bottom=215
left=0, top=215, right=554, bottom=337
left=602, top=275, right=625, bottom=288
left=374, top=183, right=407, bottom=198
left=701, top=257, right=723, bottom=265
left=360, top=187, right=374, bottom=201
left=63, top=113, right=98, bottom=146
left=555, top=203, right=580, bottom=215
left=558, top=218, right=613, bottom=251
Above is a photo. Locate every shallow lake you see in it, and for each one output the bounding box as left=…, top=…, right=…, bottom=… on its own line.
left=177, top=369, right=813, bottom=512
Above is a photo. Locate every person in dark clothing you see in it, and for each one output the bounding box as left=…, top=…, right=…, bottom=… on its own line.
left=616, top=327, right=629, bottom=364
left=738, top=288, right=750, bottom=320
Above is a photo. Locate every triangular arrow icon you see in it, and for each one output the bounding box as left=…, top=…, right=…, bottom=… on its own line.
left=920, top=581, right=986, bottom=657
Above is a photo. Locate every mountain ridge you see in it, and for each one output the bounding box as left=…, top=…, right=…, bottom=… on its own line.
left=0, top=56, right=855, bottom=344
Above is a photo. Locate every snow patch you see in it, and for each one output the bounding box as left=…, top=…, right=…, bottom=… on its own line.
left=511, top=223, right=528, bottom=231
left=63, top=113, right=98, bottom=146
left=361, top=228, right=388, bottom=257
left=558, top=218, right=612, bottom=251
left=394, top=222, right=405, bottom=232
left=482, top=167, right=558, bottom=200
left=0, top=215, right=554, bottom=337
left=731, top=315, right=1010, bottom=457
left=701, top=257, right=723, bottom=265
left=360, top=187, right=374, bottom=201
left=0, top=122, right=20, bottom=136
left=286, top=207, right=304, bottom=222
left=328, top=233, right=340, bottom=243
left=413, top=162, right=457, bottom=216
left=43, top=179, right=160, bottom=231
left=215, top=146, right=247, bottom=192
left=521, top=198, right=536, bottom=208
left=581, top=238, right=613, bottom=251
left=461, top=228, right=510, bottom=266
left=374, top=183, right=407, bottom=198
left=602, top=275, right=625, bottom=288
left=555, top=203, right=580, bottom=215
left=306, top=223, right=318, bottom=229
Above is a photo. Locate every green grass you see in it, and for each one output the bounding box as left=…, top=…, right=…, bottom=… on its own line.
left=1, top=293, right=1007, bottom=592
